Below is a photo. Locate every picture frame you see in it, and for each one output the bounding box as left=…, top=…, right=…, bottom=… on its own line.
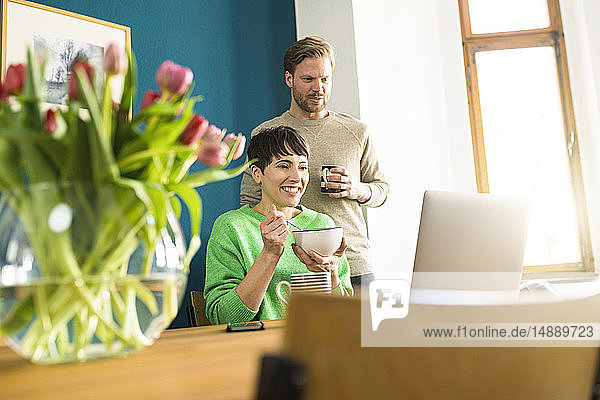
left=0, top=0, right=131, bottom=104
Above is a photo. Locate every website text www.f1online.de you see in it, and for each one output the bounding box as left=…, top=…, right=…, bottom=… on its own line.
left=421, top=323, right=598, bottom=340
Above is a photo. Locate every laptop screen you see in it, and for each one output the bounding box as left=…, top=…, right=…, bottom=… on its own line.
left=411, top=190, right=530, bottom=294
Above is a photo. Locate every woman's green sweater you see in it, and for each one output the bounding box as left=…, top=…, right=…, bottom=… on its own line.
left=204, top=205, right=353, bottom=324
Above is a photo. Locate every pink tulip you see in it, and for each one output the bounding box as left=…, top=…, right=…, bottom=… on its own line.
left=103, top=43, right=126, bottom=76
left=197, top=141, right=228, bottom=167
left=155, top=60, right=193, bottom=96
left=3, top=64, right=25, bottom=96
left=179, top=114, right=209, bottom=145
left=141, top=89, right=161, bottom=110
left=44, top=109, right=58, bottom=133
left=203, top=124, right=226, bottom=142
left=68, top=59, right=94, bottom=100
left=223, top=133, right=246, bottom=160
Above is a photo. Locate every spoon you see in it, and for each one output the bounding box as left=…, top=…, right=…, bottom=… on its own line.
left=287, top=220, right=303, bottom=231
left=270, top=205, right=303, bottom=231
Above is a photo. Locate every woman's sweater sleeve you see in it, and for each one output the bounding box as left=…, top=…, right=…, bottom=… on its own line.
left=204, top=217, right=258, bottom=324
left=316, top=213, right=354, bottom=296
left=333, top=255, right=353, bottom=296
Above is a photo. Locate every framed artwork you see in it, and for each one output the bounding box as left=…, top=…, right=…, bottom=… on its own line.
left=1, top=0, right=131, bottom=104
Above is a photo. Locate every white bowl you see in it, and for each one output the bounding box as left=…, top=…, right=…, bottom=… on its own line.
left=292, top=227, right=342, bottom=256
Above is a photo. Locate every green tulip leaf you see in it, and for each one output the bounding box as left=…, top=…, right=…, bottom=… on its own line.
left=183, top=159, right=254, bottom=188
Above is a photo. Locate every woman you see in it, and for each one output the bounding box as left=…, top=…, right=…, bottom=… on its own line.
left=204, top=125, right=352, bottom=324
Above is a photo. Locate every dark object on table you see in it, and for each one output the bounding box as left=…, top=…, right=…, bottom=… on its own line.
left=255, top=354, right=307, bottom=400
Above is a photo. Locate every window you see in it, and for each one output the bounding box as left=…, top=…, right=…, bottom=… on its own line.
left=458, top=0, right=593, bottom=274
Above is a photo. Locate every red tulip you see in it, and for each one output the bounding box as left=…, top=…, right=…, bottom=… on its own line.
left=68, top=59, right=94, bottom=100
left=155, top=60, right=193, bottom=96
left=179, top=114, right=209, bottom=145
left=44, top=109, right=58, bottom=133
left=197, top=141, right=227, bottom=167
left=223, top=133, right=246, bottom=160
left=141, top=89, right=162, bottom=110
left=103, top=43, right=126, bottom=76
left=3, top=64, right=25, bottom=96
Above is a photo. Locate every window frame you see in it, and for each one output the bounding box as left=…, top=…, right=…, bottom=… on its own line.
left=457, top=0, right=594, bottom=274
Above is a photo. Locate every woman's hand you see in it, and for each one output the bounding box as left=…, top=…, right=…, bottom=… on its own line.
left=260, top=205, right=290, bottom=257
left=236, top=205, right=289, bottom=312
left=292, top=237, right=347, bottom=288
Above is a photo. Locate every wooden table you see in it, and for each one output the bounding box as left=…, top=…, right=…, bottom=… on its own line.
left=0, top=320, right=285, bottom=400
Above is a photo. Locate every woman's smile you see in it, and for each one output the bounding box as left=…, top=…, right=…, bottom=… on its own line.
left=281, top=185, right=302, bottom=194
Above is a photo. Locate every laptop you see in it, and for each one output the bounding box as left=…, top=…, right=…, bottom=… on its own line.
left=410, top=190, right=530, bottom=304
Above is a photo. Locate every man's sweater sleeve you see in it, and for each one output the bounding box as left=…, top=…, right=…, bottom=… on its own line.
left=360, top=128, right=389, bottom=208
left=204, top=218, right=258, bottom=324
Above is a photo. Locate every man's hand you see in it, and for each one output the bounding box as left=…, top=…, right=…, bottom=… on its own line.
left=324, top=166, right=371, bottom=202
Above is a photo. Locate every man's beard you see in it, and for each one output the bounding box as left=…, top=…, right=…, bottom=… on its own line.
left=292, top=86, right=327, bottom=114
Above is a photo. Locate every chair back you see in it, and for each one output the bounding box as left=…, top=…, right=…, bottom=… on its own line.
left=190, top=290, right=211, bottom=326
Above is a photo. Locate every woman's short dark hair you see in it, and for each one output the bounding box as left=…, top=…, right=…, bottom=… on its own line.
left=247, top=126, right=309, bottom=172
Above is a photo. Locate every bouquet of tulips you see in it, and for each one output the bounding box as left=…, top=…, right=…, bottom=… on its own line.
left=0, top=44, right=248, bottom=362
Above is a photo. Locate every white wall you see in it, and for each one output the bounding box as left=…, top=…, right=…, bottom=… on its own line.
left=295, top=0, right=474, bottom=279
left=352, top=0, right=475, bottom=279
left=294, top=0, right=600, bottom=278
left=294, top=0, right=361, bottom=118
left=560, top=0, right=600, bottom=272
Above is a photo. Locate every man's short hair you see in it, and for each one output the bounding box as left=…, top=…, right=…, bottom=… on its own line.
left=283, top=36, right=335, bottom=75
left=248, top=126, right=310, bottom=172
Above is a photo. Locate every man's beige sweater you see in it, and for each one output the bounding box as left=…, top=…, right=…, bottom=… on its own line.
left=240, top=111, right=389, bottom=276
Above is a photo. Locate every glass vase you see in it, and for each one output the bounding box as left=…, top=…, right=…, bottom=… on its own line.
left=0, top=182, right=187, bottom=364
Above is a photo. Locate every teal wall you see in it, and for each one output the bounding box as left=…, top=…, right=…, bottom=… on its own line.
left=34, top=0, right=296, bottom=327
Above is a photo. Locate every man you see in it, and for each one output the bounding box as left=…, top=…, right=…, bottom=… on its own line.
left=240, top=36, right=389, bottom=292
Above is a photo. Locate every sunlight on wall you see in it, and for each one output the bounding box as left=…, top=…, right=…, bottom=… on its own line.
left=294, top=0, right=600, bottom=277
left=352, top=0, right=474, bottom=279
left=561, top=0, right=600, bottom=272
